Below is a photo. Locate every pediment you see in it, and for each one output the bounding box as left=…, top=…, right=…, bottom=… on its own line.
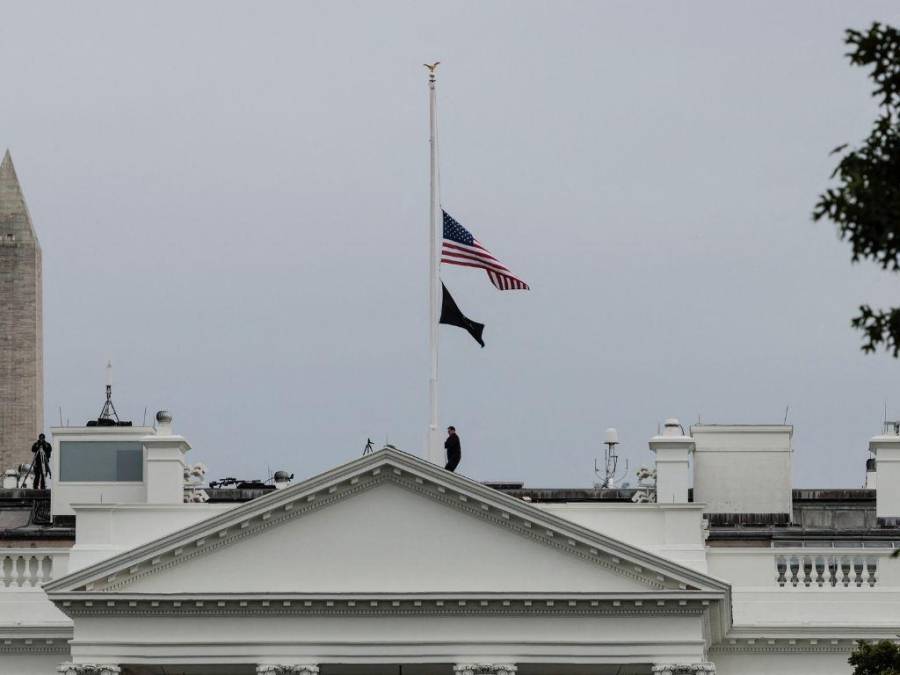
left=46, top=449, right=729, bottom=599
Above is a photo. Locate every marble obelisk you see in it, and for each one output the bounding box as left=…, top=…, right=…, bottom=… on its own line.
left=0, top=150, right=43, bottom=471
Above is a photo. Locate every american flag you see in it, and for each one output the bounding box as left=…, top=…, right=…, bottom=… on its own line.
left=441, top=210, right=530, bottom=291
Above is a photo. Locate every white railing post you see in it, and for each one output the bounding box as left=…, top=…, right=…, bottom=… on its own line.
left=0, top=549, right=66, bottom=589
left=774, top=551, right=883, bottom=590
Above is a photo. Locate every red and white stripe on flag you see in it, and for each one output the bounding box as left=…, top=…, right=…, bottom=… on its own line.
left=441, top=211, right=530, bottom=291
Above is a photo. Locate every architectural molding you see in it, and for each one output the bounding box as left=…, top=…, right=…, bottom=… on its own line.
left=0, top=641, right=69, bottom=655
left=714, top=625, right=900, bottom=652
left=651, top=665, right=716, bottom=675
left=0, top=626, right=74, bottom=654
left=454, top=664, right=517, bottom=675
left=57, top=665, right=121, bottom=675
left=256, top=665, right=319, bottom=675
left=54, top=594, right=710, bottom=618
left=711, top=643, right=852, bottom=655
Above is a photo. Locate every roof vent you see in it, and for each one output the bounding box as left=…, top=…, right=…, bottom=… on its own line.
left=273, top=471, right=294, bottom=490
left=155, top=410, right=173, bottom=435
left=662, top=418, right=684, bottom=437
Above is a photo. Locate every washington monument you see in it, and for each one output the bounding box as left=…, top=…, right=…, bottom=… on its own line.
left=0, top=151, right=43, bottom=471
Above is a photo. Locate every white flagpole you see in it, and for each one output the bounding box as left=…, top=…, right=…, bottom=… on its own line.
left=426, top=62, right=442, bottom=464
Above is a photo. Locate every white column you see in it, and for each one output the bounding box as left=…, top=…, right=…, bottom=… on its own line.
left=257, top=665, right=320, bottom=675
left=454, top=664, right=517, bottom=675
left=57, top=665, right=121, bottom=675
left=651, top=664, right=716, bottom=674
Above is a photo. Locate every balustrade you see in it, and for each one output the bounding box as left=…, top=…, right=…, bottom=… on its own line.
left=775, top=554, right=879, bottom=588
left=0, top=549, right=67, bottom=588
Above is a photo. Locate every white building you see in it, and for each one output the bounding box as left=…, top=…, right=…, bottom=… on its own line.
left=1, top=413, right=898, bottom=675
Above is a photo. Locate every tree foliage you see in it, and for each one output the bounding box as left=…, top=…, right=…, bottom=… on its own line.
left=813, top=23, right=900, bottom=356
left=849, top=640, right=900, bottom=675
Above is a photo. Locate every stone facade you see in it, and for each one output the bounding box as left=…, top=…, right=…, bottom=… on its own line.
left=0, top=150, right=43, bottom=471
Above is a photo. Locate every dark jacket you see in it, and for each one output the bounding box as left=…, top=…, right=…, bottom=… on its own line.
left=31, top=439, right=51, bottom=467
left=444, top=434, right=460, bottom=457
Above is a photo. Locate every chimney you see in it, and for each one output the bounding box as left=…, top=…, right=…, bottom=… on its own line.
left=144, top=410, right=190, bottom=504
left=691, top=424, right=792, bottom=516
left=649, top=418, right=693, bottom=504
left=870, top=423, right=900, bottom=521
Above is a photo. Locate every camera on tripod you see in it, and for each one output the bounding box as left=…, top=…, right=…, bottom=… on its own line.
left=20, top=433, right=52, bottom=490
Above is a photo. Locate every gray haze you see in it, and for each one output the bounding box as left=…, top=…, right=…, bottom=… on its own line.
left=3, top=1, right=899, bottom=488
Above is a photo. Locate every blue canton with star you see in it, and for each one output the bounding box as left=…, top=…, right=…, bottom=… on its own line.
left=443, top=211, right=475, bottom=245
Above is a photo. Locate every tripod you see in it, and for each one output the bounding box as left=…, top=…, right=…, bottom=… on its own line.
left=20, top=445, right=51, bottom=490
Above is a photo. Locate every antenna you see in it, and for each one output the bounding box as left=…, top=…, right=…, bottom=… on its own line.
left=86, top=360, right=131, bottom=426
left=783, top=405, right=790, bottom=425
left=594, top=427, right=628, bottom=489
left=98, top=360, right=120, bottom=423
left=58, top=406, right=63, bottom=426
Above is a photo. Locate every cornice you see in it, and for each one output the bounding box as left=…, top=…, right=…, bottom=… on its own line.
left=54, top=594, right=711, bottom=618
left=711, top=641, right=854, bottom=654
left=0, top=632, right=71, bottom=654
left=712, top=627, right=900, bottom=654
left=724, top=626, right=900, bottom=640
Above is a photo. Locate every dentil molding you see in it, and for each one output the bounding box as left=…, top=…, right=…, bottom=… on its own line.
left=651, top=665, right=716, bottom=675
left=257, top=666, right=319, bottom=675
left=454, top=664, right=518, bottom=675
left=57, top=665, right=121, bottom=675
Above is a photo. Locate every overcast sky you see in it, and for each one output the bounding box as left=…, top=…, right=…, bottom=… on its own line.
left=3, top=1, right=900, bottom=488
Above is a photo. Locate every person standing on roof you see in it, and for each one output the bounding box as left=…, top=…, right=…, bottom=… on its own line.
left=444, top=426, right=461, bottom=472
left=30, top=433, right=52, bottom=489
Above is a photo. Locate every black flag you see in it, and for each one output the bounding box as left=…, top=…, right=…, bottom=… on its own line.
left=440, top=283, right=485, bottom=348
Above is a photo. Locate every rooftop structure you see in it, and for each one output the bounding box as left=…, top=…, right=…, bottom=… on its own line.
left=0, top=413, right=897, bottom=675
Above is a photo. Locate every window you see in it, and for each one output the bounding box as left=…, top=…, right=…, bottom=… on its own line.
left=59, top=442, right=143, bottom=482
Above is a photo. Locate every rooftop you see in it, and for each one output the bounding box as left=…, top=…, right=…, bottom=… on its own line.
left=3, top=485, right=897, bottom=547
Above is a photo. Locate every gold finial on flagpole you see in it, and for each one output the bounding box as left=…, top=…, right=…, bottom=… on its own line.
left=424, top=62, right=440, bottom=82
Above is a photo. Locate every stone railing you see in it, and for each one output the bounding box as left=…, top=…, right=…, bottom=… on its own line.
left=775, top=553, right=880, bottom=588
left=0, top=549, right=69, bottom=588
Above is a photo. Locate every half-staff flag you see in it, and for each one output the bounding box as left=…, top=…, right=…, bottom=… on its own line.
left=440, top=283, right=485, bottom=348
left=441, top=210, right=530, bottom=291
